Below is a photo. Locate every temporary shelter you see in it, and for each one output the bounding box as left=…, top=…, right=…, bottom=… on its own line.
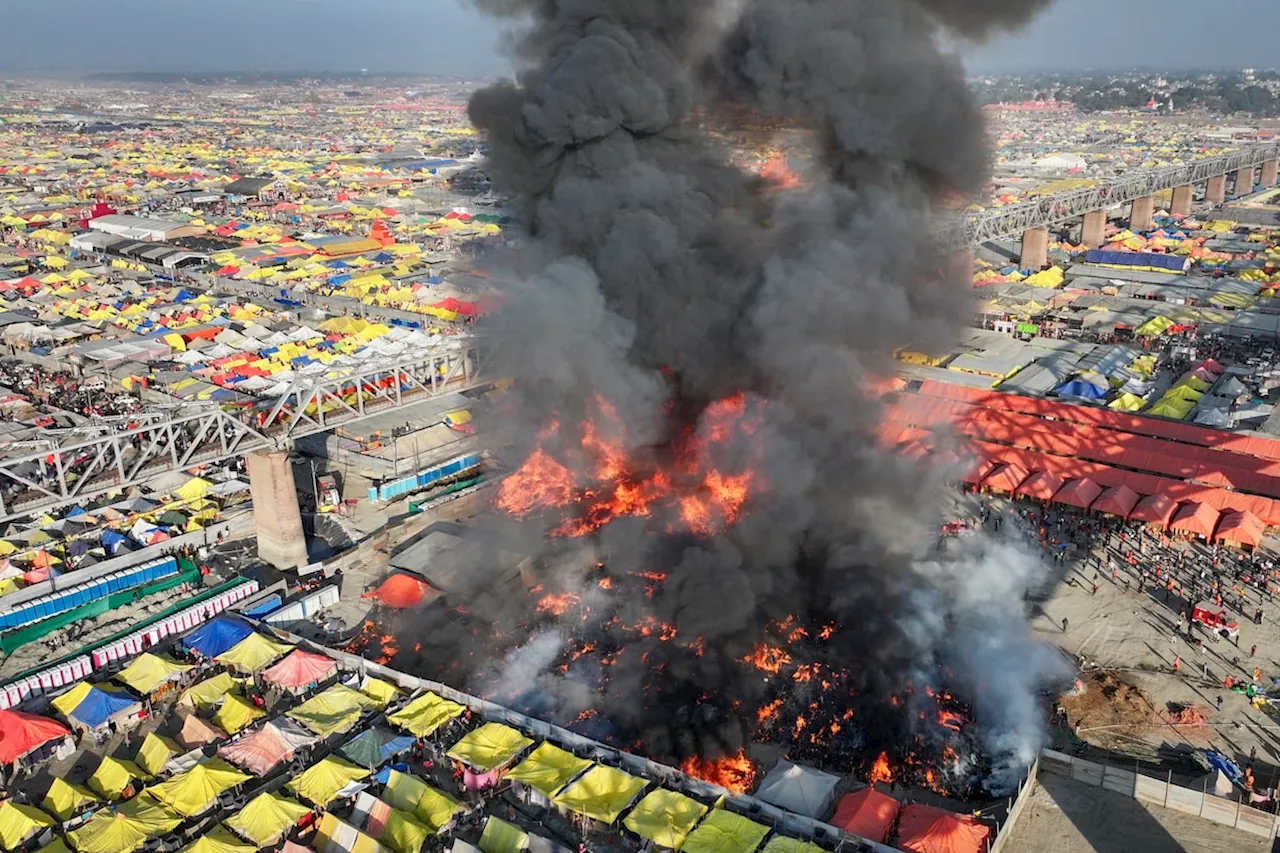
left=358, top=677, right=401, bottom=709
left=287, top=684, right=374, bottom=737
left=551, top=765, right=647, bottom=824
left=135, top=733, right=191, bottom=779
left=1216, top=510, right=1265, bottom=549
left=177, top=713, right=229, bottom=749
left=386, top=691, right=466, bottom=737
left=1092, top=485, right=1140, bottom=519
left=351, top=792, right=433, bottom=853
left=623, top=789, right=708, bottom=849
left=211, top=695, right=266, bottom=735
left=224, top=792, right=312, bottom=847
left=313, top=811, right=386, bottom=853
left=680, top=809, right=769, bottom=853
left=261, top=649, right=338, bottom=693
left=1014, top=471, right=1064, bottom=502
left=1053, top=477, right=1103, bottom=510
left=507, top=743, right=593, bottom=799
left=214, top=632, right=293, bottom=673
left=0, top=709, right=70, bottom=765
left=87, top=756, right=148, bottom=800
left=982, top=463, right=1029, bottom=496
left=218, top=718, right=317, bottom=775
left=287, top=755, right=371, bottom=806
left=55, top=683, right=141, bottom=732
left=1130, top=493, right=1179, bottom=528
left=1170, top=502, right=1221, bottom=539
left=752, top=760, right=839, bottom=818
left=361, top=573, right=435, bottom=608
left=178, top=673, right=241, bottom=710
left=42, top=778, right=101, bottom=822
left=0, top=800, right=54, bottom=850
left=66, top=796, right=182, bottom=853
left=446, top=723, right=533, bottom=773
left=759, top=838, right=823, bottom=853
left=895, top=804, right=989, bottom=853
left=179, top=824, right=255, bottom=853
left=338, top=726, right=416, bottom=770
left=183, top=617, right=254, bottom=659
left=829, top=788, right=900, bottom=843
left=147, top=758, right=251, bottom=818
left=381, top=770, right=462, bottom=831
left=479, top=816, right=528, bottom=853
left=114, top=653, right=192, bottom=697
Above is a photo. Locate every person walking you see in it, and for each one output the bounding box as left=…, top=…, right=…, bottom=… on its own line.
left=1217, top=695, right=1224, bottom=711
left=1062, top=617, right=1069, bottom=633
left=1173, top=655, right=1181, bottom=673
left=1250, top=644, right=1257, bottom=657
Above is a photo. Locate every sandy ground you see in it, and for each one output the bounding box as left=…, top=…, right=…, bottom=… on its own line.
left=1001, top=771, right=1271, bottom=853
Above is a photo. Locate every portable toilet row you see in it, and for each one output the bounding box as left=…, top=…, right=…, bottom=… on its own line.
left=0, top=655, right=92, bottom=710
left=92, top=579, right=259, bottom=669
left=0, top=556, right=179, bottom=632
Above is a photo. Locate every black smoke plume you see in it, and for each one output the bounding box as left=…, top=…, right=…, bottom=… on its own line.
left=393, top=0, right=1064, bottom=794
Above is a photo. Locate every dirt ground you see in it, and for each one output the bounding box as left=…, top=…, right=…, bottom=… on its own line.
left=1001, top=771, right=1271, bottom=853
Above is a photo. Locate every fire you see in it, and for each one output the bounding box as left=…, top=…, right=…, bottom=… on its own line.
left=868, top=751, right=894, bottom=785
left=743, top=643, right=791, bottom=674
left=496, top=447, right=575, bottom=516
left=346, top=620, right=399, bottom=665
left=756, top=699, right=783, bottom=723
left=537, top=592, right=582, bottom=617
left=628, top=616, right=677, bottom=641
left=793, top=664, right=817, bottom=683
left=681, top=750, right=758, bottom=794
left=937, top=710, right=964, bottom=732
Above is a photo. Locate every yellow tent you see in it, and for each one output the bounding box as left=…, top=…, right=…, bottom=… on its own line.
left=178, top=673, right=241, bottom=710
left=135, top=733, right=183, bottom=779
left=624, top=789, right=709, bottom=850
left=381, top=808, right=433, bottom=853
left=88, top=756, right=148, bottom=800
left=1108, top=392, right=1145, bottom=412
left=552, top=765, right=647, bottom=824
left=174, top=478, right=212, bottom=503
left=381, top=769, right=462, bottom=830
left=0, top=800, right=54, bottom=850
left=215, top=633, right=293, bottom=673
left=286, top=684, right=373, bottom=737
left=148, top=758, right=251, bottom=817
left=67, top=796, right=182, bottom=853
left=1135, top=315, right=1174, bottom=337
left=211, top=695, right=266, bottom=734
left=43, top=778, right=101, bottom=822
left=223, top=792, right=312, bottom=847
left=507, top=743, right=593, bottom=798
left=680, top=809, right=769, bottom=853
left=286, top=756, right=370, bottom=806
left=358, top=676, right=401, bottom=708
left=385, top=691, right=465, bottom=737
left=760, top=838, right=824, bottom=853
left=446, top=723, right=533, bottom=772
left=115, top=653, right=193, bottom=695
left=51, top=681, right=96, bottom=718
left=179, top=825, right=254, bottom=853
left=479, top=817, right=528, bottom=853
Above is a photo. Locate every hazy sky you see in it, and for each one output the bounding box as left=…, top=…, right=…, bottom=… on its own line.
left=1, top=0, right=1275, bottom=76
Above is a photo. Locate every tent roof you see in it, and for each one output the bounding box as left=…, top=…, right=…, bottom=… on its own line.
left=446, top=723, right=533, bottom=772
left=386, top=691, right=465, bottom=737
left=1014, top=470, right=1064, bottom=501
left=177, top=713, right=228, bottom=749
left=182, top=616, right=254, bottom=658
left=753, top=760, right=839, bottom=818
left=179, top=824, right=255, bottom=853
left=1130, top=493, right=1179, bottom=527
left=362, top=572, right=436, bottom=608
left=88, top=756, right=148, bottom=799
left=551, top=765, right=647, bottom=824
left=479, top=816, right=528, bottom=853
left=215, top=632, right=293, bottom=673
left=1053, top=477, right=1103, bottom=510
left=382, top=769, right=462, bottom=831
left=211, top=695, right=266, bottom=735
left=148, top=758, right=251, bottom=817
left=1216, top=510, right=1265, bottom=547
left=43, top=777, right=102, bottom=822
left=178, top=672, right=242, bottom=710
left=338, top=725, right=416, bottom=770
left=0, top=709, right=70, bottom=764
left=982, top=462, right=1029, bottom=494
left=260, top=649, right=338, bottom=690
left=135, top=733, right=183, bottom=779
left=681, top=809, right=769, bottom=853
left=286, top=755, right=370, bottom=806
left=115, top=653, right=193, bottom=695
left=1170, top=501, right=1221, bottom=538
left=224, top=792, right=312, bottom=847
left=759, top=838, right=824, bottom=853
left=830, top=788, right=900, bottom=843
left=1092, top=484, right=1141, bottom=518
left=67, top=795, right=182, bottom=853
left=896, top=804, right=989, bottom=853
left=218, top=718, right=317, bottom=776
left=507, top=742, right=593, bottom=798
left=66, top=684, right=140, bottom=730
left=623, top=789, right=708, bottom=849
left=0, top=800, right=54, bottom=850
left=286, top=684, right=373, bottom=737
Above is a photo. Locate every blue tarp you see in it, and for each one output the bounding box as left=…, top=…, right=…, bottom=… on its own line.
left=1084, top=250, right=1189, bottom=272
left=182, top=616, right=254, bottom=658
left=242, top=595, right=281, bottom=618
left=100, top=530, right=128, bottom=555
left=69, top=686, right=138, bottom=729
left=1055, top=379, right=1107, bottom=400
left=338, top=727, right=416, bottom=769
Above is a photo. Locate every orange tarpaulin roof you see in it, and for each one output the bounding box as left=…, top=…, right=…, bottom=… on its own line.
left=1129, top=494, right=1179, bottom=527
left=1053, top=477, right=1103, bottom=510
left=260, top=650, right=338, bottom=691
left=896, top=804, right=990, bottom=853
left=1092, top=484, right=1140, bottom=518
left=829, top=788, right=899, bottom=843
left=982, top=463, right=1029, bottom=494
left=1170, top=502, right=1221, bottom=538
left=1216, top=510, right=1265, bottom=547
left=1015, top=471, right=1063, bottom=501
left=361, top=572, right=436, bottom=608
left=0, top=709, right=70, bottom=764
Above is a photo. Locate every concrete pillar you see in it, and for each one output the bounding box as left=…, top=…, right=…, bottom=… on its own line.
left=246, top=449, right=309, bottom=570
left=1261, top=159, right=1279, bottom=187
left=1130, top=195, right=1155, bottom=232
left=1233, top=166, right=1256, bottom=197
left=1205, top=174, right=1227, bottom=205
left=1171, top=185, right=1194, bottom=216
left=1020, top=227, right=1049, bottom=271
left=1081, top=210, right=1107, bottom=249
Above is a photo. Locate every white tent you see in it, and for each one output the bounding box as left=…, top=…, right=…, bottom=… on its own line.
left=752, top=760, right=839, bottom=818
left=1194, top=408, right=1231, bottom=428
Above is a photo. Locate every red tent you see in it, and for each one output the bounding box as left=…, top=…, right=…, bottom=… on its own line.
left=1170, top=502, right=1221, bottom=539
left=1215, top=510, right=1264, bottom=548
left=1092, top=484, right=1140, bottom=518
left=361, top=573, right=436, bottom=608
left=1053, top=477, right=1103, bottom=510
left=830, top=788, right=899, bottom=843
left=982, top=463, right=1029, bottom=495
left=260, top=650, right=338, bottom=692
left=1014, top=471, right=1063, bottom=502
left=1130, top=493, right=1178, bottom=528
left=0, top=709, right=70, bottom=765
left=895, top=804, right=990, bottom=853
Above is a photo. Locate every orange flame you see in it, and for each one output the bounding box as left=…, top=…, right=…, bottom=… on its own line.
left=536, top=592, right=582, bottom=617
left=757, top=699, right=784, bottom=723
left=743, top=643, right=791, bottom=674
left=868, top=752, right=894, bottom=785
left=496, top=447, right=575, bottom=517
left=937, top=710, right=964, bottom=732
left=680, top=749, right=758, bottom=794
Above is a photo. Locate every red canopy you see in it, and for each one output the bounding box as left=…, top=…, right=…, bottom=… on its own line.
left=829, top=788, right=899, bottom=843
left=1053, top=477, right=1103, bottom=510
left=1092, top=484, right=1140, bottom=518
left=983, top=463, right=1029, bottom=495
left=1130, top=493, right=1178, bottom=528
left=0, top=709, right=70, bottom=764
left=896, top=804, right=990, bottom=853
left=1215, top=510, right=1265, bottom=548
left=1170, top=502, right=1221, bottom=539
left=1014, top=471, right=1063, bottom=501
left=260, top=649, right=338, bottom=691
left=361, top=572, right=435, bottom=608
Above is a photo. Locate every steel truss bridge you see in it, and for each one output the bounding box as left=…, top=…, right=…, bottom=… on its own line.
left=0, top=340, right=495, bottom=522
left=940, top=141, right=1280, bottom=250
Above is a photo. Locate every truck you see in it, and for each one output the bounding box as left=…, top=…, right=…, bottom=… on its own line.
left=1191, top=601, right=1240, bottom=637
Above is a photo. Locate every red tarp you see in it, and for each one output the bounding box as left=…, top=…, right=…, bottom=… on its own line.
left=1053, top=477, right=1103, bottom=510
left=361, top=573, right=434, bottom=608
left=1015, top=471, right=1064, bottom=501
left=260, top=650, right=338, bottom=691
left=830, top=788, right=899, bottom=843
left=895, top=804, right=990, bottom=853
left=1215, top=510, right=1265, bottom=548
left=1130, top=494, right=1179, bottom=527
left=0, top=709, right=70, bottom=764
left=1170, top=502, right=1221, bottom=539
left=1092, top=484, right=1140, bottom=518
left=982, top=463, right=1029, bottom=495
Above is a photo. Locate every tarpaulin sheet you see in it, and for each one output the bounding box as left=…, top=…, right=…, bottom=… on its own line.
left=1216, top=510, right=1265, bottom=547
left=287, top=685, right=373, bottom=736
left=180, top=824, right=256, bottom=853
left=446, top=723, right=532, bottom=772
left=215, top=632, right=293, bottom=673
left=183, top=617, right=253, bottom=659
left=218, top=718, right=316, bottom=775
left=753, top=760, right=839, bottom=818
left=67, top=796, right=182, bottom=853
left=507, top=743, right=592, bottom=798
left=114, top=653, right=192, bottom=695
left=358, top=677, right=401, bottom=709
left=623, top=789, right=707, bottom=849
left=178, top=713, right=228, bottom=749
left=135, top=733, right=182, bottom=779
left=380, top=809, right=431, bottom=853
left=88, top=756, right=147, bottom=800
left=479, top=817, right=528, bottom=853
left=680, top=809, right=768, bottom=853
left=67, top=685, right=140, bottom=730
left=339, top=726, right=415, bottom=770
left=224, top=792, right=311, bottom=847
left=211, top=695, right=266, bottom=735
left=0, top=800, right=54, bottom=850
left=178, top=673, right=241, bottom=710
left=148, top=758, right=250, bottom=817
left=287, top=756, right=370, bottom=806
left=314, top=812, right=386, bottom=853
left=261, top=649, right=337, bottom=692
left=551, top=765, right=646, bottom=824
left=42, top=778, right=101, bottom=821
left=361, top=573, right=433, bottom=608
left=383, top=771, right=461, bottom=831
left=0, top=709, right=69, bottom=764
left=385, top=692, right=465, bottom=737
left=830, top=788, right=900, bottom=843
left=760, top=839, right=824, bottom=853
left=895, top=804, right=989, bottom=853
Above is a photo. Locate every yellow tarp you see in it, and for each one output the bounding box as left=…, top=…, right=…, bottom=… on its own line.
left=1109, top=392, right=1145, bottom=412
left=43, top=778, right=101, bottom=821
left=507, top=742, right=592, bottom=797
left=0, top=800, right=54, bottom=850
left=174, top=478, right=212, bottom=503
left=148, top=758, right=251, bottom=817
left=286, top=756, right=370, bottom=806
left=624, top=789, right=708, bottom=850
left=358, top=677, right=401, bottom=709
left=178, top=673, right=241, bottom=710
left=224, top=792, right=312, bottom=847
left=381, top=809, right=433, bottom=853
left=67, top=797, right=182, bottom=853
left=680, top=809, right=769, bottom=853
left=286, top=684, right=373, bottom=736
left=215, top=633, right=293, bottom=673
left=552, top=765, right=647, bottom=824
left=51, top=682, right=95, bottom=719
left=383, top=770, right=462, bottom=831
left=88, top=756, right=147, bottom=800
left=115, top=653, right=193, bottom=695
left=385, top=692, right=465, bottom=737
left=446, top=723, right=533, bottom=772
left=1135, top=315, right=1174, bottom=337
left=479, top=817, right=528, bottom=853
left=760, top=837, right=824, bottom=853
left=212, top=695, right=265, bottom=734
left=135, top=733, right=182, bottom=779
left=180, top=825, right=255, bottom=853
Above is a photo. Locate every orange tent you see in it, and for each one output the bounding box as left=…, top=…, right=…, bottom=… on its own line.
left=1053, top=477, right=1103, bottom=510
left=1130, top=493, right=1178, bottom=528
left=1170, top=502, right=1221, bottom=539
left=361, top=573, right=436, bottom=608
left=1092, top=484, right=1140, bottom=518
left=829, top=788, right=899, bottom=843
left=982, top=463, right=1029, bottom=495
left=1015, top=471, right=1063, bottom=502
left=895, top=803, right=989, bottom=853
left=1215, top=510, right=1265, bottom=549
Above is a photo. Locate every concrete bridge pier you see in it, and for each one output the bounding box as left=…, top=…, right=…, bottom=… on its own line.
left=1261, top=159, right=1279, bottom=188
left=1205, top=175, right=1227, bottom=205
left=247, top=449, right=309, bottom=570
left=1233, top=166, right=1256, bottom=197
left=1171, top=185, right=1194, bottom=216
left=1129, top=195, right=1155, bottom=232
left=1081, top=210, right=1107, bottom=249
left=1020, top=226, right=1049, bottom=271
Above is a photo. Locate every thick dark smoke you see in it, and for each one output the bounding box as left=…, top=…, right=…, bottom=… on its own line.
left=395, top=0, right=1065, bottom=794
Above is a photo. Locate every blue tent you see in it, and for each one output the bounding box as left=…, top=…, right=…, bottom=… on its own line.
left=100, top=530, right=129, bottom=555
left=1084, top=250, right=1189, bottom=272
left=1055, top=379, right=1107, bottom=400
left=242, top=596, right=280, bottom=618
left=70, top=686, right=139, bottom=729
left=182, top=616, right=254, bottom=658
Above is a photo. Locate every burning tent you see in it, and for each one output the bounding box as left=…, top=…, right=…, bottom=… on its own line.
left=829, top=787, right=901, bottom=843
left=894, top=803, right=989, bottom=853
left=362, top=572, right=437, bottom=609
left=752, top=760, right=839, bottom=818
